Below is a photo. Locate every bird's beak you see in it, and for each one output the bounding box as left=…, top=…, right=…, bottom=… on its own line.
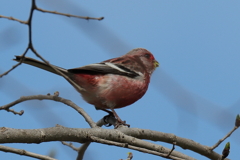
left=154, top=60, right=159, bottom=68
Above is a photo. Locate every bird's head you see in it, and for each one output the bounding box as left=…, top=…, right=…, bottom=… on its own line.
left=126, top=48, right=159, bottom=75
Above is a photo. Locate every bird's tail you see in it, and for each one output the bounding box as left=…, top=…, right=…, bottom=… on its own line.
left=14, top=56, right=68, bottom=76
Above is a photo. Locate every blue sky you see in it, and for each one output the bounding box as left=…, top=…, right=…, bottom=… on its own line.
left=0, top=0, right=240, bottom=160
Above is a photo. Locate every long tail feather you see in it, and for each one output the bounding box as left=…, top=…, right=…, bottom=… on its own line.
left=13, top=56, right=68, bottom=76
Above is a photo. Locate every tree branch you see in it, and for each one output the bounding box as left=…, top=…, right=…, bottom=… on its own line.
left=89, top=135, right=187, bottom=160
left=61, top=141, right=79, bottom=151
left=0, top=94, right=96, bottom=128
left=36, top=7, right=104, bottom=20
left=210, top=126, right=239, bottom=150
left=0, top=127, right=221, bottom=160
left=0, top=15, right=27, bottom=24
left=76, top=142, right=91, bottom=160
left=0, top=47, right=29, bottom=78
left=0, top=0, right=103, bottom=81
left=117, top=128, right=228, bottom=160
left=0, top=145, right=56, bottom=160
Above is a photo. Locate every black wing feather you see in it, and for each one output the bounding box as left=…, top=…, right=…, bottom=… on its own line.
left=68, top=63, right=139, bottom=78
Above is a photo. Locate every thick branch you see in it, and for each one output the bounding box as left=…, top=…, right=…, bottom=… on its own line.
left=0, top=127, right=221, bottom=160
left=117, top=128, right=227, bottom=160
left=0, top=127, right=193, bottom=159
left=89, top=135, right=186, bottom=160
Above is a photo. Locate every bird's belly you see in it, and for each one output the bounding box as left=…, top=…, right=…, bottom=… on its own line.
left=94, top=74, right=148, bottom=109
left=73, top=74, right=149, bottom=109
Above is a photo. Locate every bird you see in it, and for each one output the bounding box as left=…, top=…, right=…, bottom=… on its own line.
left=14, top=48, right=159, bottom=127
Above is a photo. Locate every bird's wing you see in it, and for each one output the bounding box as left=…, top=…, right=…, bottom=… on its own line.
left=68, top=62, right=140, bottom=78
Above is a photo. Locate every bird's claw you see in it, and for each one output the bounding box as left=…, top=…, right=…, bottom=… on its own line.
left=114, top=119, right=130, bottom=129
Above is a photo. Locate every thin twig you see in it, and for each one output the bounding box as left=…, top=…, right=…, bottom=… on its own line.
left=61, top=142, right=79, bottom=151
left=0, top=145, right=56, bottom=160
left=27, top=0, right=86, bottom=92
left=0, top=0, right=104, bottom=78
left=0, top=62, right=23, bottom=78
left=36, top=7, right=104, bottom=20
left=0, top=94, right=96, bottom=128
left=210, top=126, right=239, bottom=150
left=5, top=108, right=24, bottom=115
left=166, top=142, right=176, bottom=158
left=0, top=47, right=29, bottom=78
left=0, top=15, right=27, bottom=24
left=28, top=1, right=86, bottom=93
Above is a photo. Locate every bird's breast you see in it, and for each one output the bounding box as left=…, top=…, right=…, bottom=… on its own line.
left=72, top=73, right=150, bottom=109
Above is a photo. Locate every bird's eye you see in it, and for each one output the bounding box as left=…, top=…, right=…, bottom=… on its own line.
left=144, top=53, right=151, bottom=59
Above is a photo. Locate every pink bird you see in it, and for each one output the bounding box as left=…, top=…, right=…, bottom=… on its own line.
left=14, top=48, right=159, bottom=127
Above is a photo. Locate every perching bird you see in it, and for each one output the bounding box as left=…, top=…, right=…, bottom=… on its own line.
left=14, top=48, right=159, bottom=126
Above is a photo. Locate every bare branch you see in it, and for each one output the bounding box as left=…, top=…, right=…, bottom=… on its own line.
left=210, top=126, right=239, bottom=150
left=0, top=0, right=104, bottom=81
left=76, top=142, right=91, bottom=160
left=75, top=116, right=113, bottom=160
left=4, top=108, right=24, bottom=115
left=89, top=136, right=188, bottom=160
left=0, top=127, right=195, bottom=160
left=24, top=0, right=86, bottom=93
left=65, top=116, right=117, bottom=160
left=1, top=0, right=234, bottom=159
left=0, top=15, right=27, bottom=24
left=0, top=47, right=29, bottom=78
left=0, top=62, right=23, bottom=78
left=117, top=127, right=227, bottom=160
left=0, top=94, right=96, bottom=128
left=36, top=7, right=104, bottom=20
left=61, top=141, right=79, bottom=151
left=166, top=142, right=176, bottom=158
left=0, top=145, right=56, bottom=160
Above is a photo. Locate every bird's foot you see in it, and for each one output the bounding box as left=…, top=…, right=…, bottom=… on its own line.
left=114, top=118, right=130, bottom=129
left=99, top=108, right=130, bottom=128
left=102, top=111, right=130, bottom=128
left=110, top=109, right=130, bottom=128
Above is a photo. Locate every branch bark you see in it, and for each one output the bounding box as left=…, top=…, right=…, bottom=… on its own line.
left=0, top=95, right=96, bottom=128
left=0, top=145, right=56, bottom=160
left=0, top=126, right=226, bottom=160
